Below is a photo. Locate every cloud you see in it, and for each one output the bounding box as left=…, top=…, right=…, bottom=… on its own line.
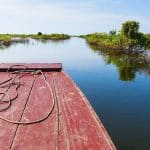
left=0, top=0, right=149, bottom=34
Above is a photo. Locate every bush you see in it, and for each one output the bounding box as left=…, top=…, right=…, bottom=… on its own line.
left=121, top=21, right=139, bottom=39
left=37, top=32, right=42, bottom=35
left=83, top=21, right=148, bottom=51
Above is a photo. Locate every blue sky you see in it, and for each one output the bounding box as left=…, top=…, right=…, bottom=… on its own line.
left=0, top=0, right=149, bottom=34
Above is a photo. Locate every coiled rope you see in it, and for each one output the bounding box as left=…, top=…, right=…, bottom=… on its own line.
left=0, top=65, right=56, bottom=125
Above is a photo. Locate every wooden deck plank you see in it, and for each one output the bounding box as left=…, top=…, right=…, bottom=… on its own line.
left=0, top=73, right=35, bottom=150
left=0, top=63, right=62, bottom=72
left=0, top=63, right=116, bottom=150
left=11, top=73, right=58, bottom=150
left=53, top=72, right=116, bottom=150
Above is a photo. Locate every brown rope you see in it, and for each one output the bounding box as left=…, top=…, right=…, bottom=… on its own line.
left=0, top=66, right=56, bottom=125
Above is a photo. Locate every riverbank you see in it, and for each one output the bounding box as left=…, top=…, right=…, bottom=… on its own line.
left=0, top=21, right=150, bottom=52
left=81, top=21, right=150, bottom=53
left=0, top=33, right=70, bottom=47
left=81, top=33, right=150, bottom=52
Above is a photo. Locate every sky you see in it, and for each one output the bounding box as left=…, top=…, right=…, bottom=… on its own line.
left=0, top=0, right=149, bottom=34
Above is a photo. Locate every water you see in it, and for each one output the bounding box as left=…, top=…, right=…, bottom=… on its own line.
left=0, top=38, right=150, bottom=150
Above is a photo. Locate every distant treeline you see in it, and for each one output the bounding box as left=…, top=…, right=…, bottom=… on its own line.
left=0, top=21, right=150, bottom=51
left=0, top=33, right=70, bottom=46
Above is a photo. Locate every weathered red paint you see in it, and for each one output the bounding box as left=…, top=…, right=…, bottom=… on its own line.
left=0, top=73, right=34, bottom=150
left=0, top=63, right=116, bottom=150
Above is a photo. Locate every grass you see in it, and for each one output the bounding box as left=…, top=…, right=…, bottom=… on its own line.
left=81, top=32, right=150, bottom=52
left=81, top=21, right=150, bottom=52
left=10, top=33, right=71, bottom=40
left=0, top=33, right=71, bottom=46
left=144, top=34, right=150, bottom=49
left=80, top=33, right=125, bottom=50
left=0, top=34, right=11, bottom=45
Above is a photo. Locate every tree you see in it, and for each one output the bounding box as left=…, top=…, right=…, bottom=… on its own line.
left=109, top=30, right=117, bottom=35
left=121, top=21, right=146, bottom=50
left=37, top=32, right=42, bottom=35
left=121, top=21, right=139, bottom=39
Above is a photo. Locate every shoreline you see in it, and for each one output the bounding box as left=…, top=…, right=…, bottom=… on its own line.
left=0, top=33, right=71, bottom=47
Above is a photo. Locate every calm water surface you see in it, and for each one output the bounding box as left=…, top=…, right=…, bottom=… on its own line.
left=0, top=38, right=150, bottom=150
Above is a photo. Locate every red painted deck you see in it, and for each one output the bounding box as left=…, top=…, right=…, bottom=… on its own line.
left=0, top=63, right=116, bottom=150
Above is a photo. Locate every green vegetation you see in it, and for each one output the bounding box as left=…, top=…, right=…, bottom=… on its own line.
left=0, top=34, right=11, bottom=45
left=82, top=21, right=150, bottom=80
left=82, top=21, right=150, bottom=52
left=0, top=21, right=149, bottom=51
left=23, top=33, right=70, bottom=40
left=145, top=34, right=150, bottom=49
left=9, top=33, right=70, bottom=40
left=0, top=33, right=70, bottom=47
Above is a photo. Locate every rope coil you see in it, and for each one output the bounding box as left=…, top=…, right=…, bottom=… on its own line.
left=0, top=65, right=56, bottom=125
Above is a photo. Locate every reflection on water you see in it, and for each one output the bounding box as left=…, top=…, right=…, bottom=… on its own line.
left=88, top=43, right=150, bottom=81
left=0, top=39, right=30, bottom=50
left=0, top=38, right=150, bottom=149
